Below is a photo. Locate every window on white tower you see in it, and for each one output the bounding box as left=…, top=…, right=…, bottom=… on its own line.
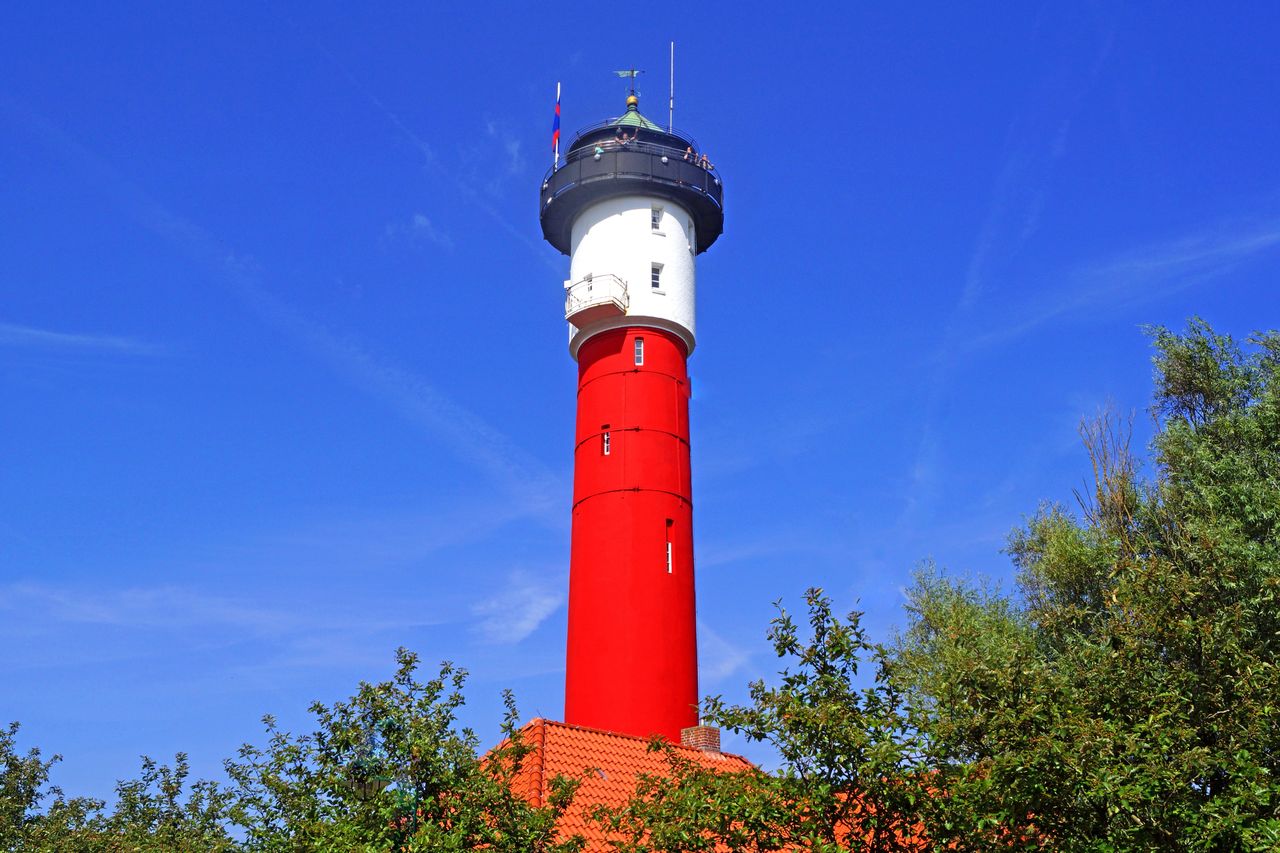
left=651, top=206, right=662, bottom=231
left=634, top=337, right=644, bottom=366
left=651, top=264, right=662, bottom=289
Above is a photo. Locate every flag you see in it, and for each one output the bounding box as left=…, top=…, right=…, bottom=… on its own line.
left=552, top=82, right=561, bottom=168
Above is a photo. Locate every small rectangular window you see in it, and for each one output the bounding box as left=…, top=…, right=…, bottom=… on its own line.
left=651, top=264, right=662, bottom=289
left=651, top=206, right=662, bottom=230
left=665, top=518, right=674, bottom=574
left=602, top=431, right=611, bottom=456
left=634, top=337, right=644, bottom=366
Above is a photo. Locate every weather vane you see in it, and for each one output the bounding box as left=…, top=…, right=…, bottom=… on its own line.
left=613, top=67, right=643, bottom=95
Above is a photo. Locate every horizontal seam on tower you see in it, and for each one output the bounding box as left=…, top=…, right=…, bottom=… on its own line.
left=572, top=488, right=692, bottom=511
left=574, top=427, right=690, bottom=451
left=577, top=368, right=685, bottom=393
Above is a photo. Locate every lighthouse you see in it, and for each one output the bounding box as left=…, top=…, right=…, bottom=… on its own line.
left=540, top=90, right=724, bottom=742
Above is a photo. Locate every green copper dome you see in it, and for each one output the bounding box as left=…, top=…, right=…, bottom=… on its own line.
left=612, top=94, right=664, bottom=131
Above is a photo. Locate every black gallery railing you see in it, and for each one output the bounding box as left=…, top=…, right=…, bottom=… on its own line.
left=541, top=141, right=723, bottom=212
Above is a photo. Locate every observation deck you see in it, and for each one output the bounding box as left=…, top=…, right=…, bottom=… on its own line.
left=540, top=97, right=724, bottom=256
left=564, top=273, right=629, bottom=326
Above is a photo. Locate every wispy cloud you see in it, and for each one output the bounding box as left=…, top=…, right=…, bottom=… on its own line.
left=257, top=500, right=536, bottom=569
left=696, top=411, right=837, bottom=486
left=697, top=619, right=751, bottom=685
left=0, top=321, right=161, bottom=355
left=274, top=16, right=557, bottom=271
left=216, top=253, right=565, bottom=519
left=3, top=97, right=566, bottom=524
left=0, top=582, right=445, bottom=637
left=384, top=212, right=454, bottom=250
left=469, top=119, right=529, bottom=199
left=472, top=570, right=563, bottom=645
left=488, top=119, right=529, bottom=178
left=0, top=580, right=460, bottom=688
left=968, top=217, right=1280, bottom=351
left=699, top=528, right=840, bottom=570
left=904, top=18, right=1115, bottom=527
left=0, top=583, right=286, bottom=632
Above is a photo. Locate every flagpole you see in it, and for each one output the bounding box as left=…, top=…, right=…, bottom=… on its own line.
left=553, top=81, right=561, bottom=170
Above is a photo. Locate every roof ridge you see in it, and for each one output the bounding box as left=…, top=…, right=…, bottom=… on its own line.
left=533, top=718, right=755, bottom=766
left=534, top=718, right=548, bottom=806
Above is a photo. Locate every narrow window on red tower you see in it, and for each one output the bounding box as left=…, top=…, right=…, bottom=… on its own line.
left=665, top=518, right=674, bottom=574
left=634, top=337, right=644, bottom=366
left=602, top=431, right=611, bottom=455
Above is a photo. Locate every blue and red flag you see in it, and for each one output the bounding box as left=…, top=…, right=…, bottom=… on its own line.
left=552, top=82, right=561, bottom=168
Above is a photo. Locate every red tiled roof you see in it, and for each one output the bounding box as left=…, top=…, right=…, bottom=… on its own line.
left=509, top=718, right=754, bottom=848
left=503, top=718, right=936, bottom=851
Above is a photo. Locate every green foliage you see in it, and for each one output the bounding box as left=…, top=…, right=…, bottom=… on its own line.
left=602, top=319, right=1279, bottom=852
left=223, top=647, right=584, bottom=852
left=1, top=722, right=235, bottom=852
left=1, top=721, right=53, bottom=844
left=592, top=743, right=792, bottom=852
left=596, top=590, right=927, bottom=852
left=4, top=650, right=583, bottom=852
left=1, top=720, right=101, bottom=850
left=102, top=754, right=237, bottom=851
left=894, top=319, right=1280, bottom=851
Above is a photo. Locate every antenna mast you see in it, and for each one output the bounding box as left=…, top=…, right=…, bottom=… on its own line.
left=668, top=41, right=675, bottom=131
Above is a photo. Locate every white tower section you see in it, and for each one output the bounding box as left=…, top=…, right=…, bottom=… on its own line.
left=566, top=194, right=697, bottom=360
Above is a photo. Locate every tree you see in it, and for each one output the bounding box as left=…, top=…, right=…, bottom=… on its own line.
left=1, top=721, right=97, bottom=850
left=594, top=590, right=928, bottom=852
left=2, top=721, right=236, bottom=852
left=894, top=320, right=1280, bottom=850
left=5, top=650, right=585, bottom=852
left=98, top=754, right=237, bottom=852
left=224, top=647, right=584, bottom=852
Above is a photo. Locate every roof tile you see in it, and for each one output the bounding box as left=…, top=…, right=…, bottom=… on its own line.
left=509, top=718, right=754, bottom=849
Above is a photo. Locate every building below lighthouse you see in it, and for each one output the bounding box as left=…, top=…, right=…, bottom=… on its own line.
left=541, top=91, right=724, bottom=743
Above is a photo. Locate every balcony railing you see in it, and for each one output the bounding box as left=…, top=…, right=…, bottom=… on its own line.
left=540, top=144, right=724, bottom=255
left=544, top=138, right=721, bottom=192
left=565, top=274, right=629, bottom=326
left=549, top=134, right=720, bottom=180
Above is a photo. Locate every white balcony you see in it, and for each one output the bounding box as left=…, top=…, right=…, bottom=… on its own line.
left=564, top=274, right=629, bottom=326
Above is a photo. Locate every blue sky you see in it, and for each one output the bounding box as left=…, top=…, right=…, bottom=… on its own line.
left=3, top=2, right=1278, bottom=799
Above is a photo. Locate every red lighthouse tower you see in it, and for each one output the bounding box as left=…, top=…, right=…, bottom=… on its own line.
left=540, top=92, right=724, bottom=741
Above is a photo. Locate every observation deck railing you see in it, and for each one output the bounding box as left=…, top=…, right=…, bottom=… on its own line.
left=540, top=138, right=724, bottom=254
left=564, top=273, right=629, bottom=325
left=544, top=137, right=721, bottom=196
